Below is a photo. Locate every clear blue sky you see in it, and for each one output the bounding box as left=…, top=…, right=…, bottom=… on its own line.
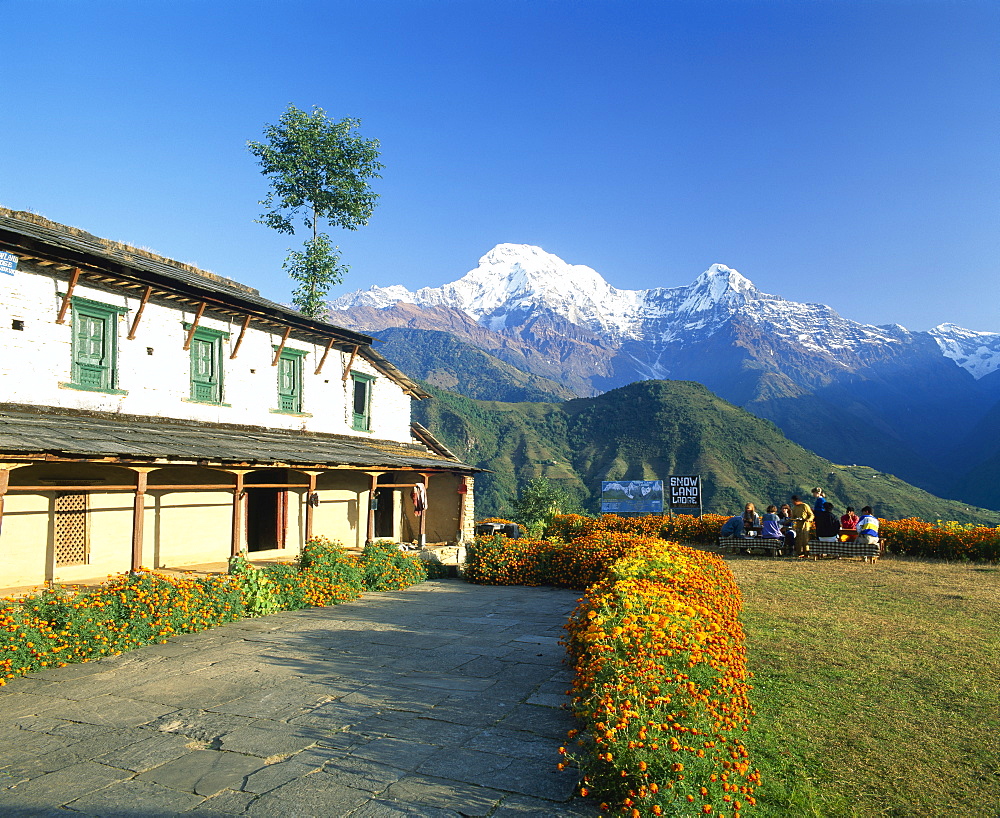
left=3, top=0, right=998, bottom=332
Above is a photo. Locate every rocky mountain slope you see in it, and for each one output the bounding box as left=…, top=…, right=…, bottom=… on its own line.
left=331, top=245, right=1000, bottom=509
left=413, top=379, right=1000, bottom=525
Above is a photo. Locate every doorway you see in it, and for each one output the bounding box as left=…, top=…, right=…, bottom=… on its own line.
left=245, top=469, right=288, bottom=552
left=373, top=487, right=395, bottom=539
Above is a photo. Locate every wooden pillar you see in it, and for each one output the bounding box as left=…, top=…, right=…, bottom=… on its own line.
left=304, top=472, right=319, bottom=541
left=0, top=468, right=9, bottom=537
left=456, top=475, right=468, bottom=543
left=230, top=471, right=248, bottom=557
left=131, top=470, right=147, bottom=572
left=366, top=472, right=379, bottom=545
left=418, top=472, right=428, bottom=547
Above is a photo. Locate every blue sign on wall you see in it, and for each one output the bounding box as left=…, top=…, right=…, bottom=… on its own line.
left=601, top=480, right=664, bottom=513
left=0, top=251, right=17, bottom=275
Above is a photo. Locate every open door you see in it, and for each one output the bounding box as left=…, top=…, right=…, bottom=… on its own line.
left=245, top=469, right=288, bottom=551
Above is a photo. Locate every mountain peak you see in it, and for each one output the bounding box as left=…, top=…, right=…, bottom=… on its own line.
left=678, top=263, right=756, bottom=313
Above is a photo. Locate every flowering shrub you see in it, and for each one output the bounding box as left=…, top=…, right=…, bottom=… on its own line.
left=0, top=536, right=425, bottom=686
left=358, top=541, right=428, bottom=591
left=469, top=516, right=758, bottom=816
left=564, top=538, right=758, bottom=818
left=464, top=535, right=553, bottom=586
left=0, top=572, right=243, bottom=683
left=880, top=518, right=1000, bottom=562
left=546, top=514, right=726, bottom=546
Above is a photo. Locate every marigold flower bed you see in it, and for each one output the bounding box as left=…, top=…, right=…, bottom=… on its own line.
left=467, top=519, right=758, bottom=817
left=0, top=538, right=426, bottom=685
left=880, top=518, right=1000, bottom=561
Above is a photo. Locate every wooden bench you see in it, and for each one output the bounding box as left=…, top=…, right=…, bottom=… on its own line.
left=806, top=538, right=884, bottom=563
left=717, top=535, right=788, bottom=557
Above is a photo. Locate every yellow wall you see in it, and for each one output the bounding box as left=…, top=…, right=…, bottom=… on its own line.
left=0, top=493, right=51, bottom=588
left=0, top=463, right=472, bottom=590
left=314, top=471, right=369, bottom=548
left=148, top=490, right=233, bottom=568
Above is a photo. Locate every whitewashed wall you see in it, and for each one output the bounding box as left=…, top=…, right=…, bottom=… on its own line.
left=0, top=261, right=413, bottom=442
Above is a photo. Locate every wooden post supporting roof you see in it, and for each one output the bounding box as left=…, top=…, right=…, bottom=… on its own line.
left=0, top=468, right=9, bottom=536
left=130, top=469, right=156, bottom=572
left=419, top=472, right=428, bottom=547
left=229, top=470, right=249, bottom=557
left=304, top=472, right=320, bottom=540
left=366, top=472, right=379, bottom=545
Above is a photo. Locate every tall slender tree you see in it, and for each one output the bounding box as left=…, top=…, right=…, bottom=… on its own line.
left=248, top=105, right=384, bottom=317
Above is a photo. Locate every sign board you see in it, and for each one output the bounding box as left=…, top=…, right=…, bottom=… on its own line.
left=0, top=251, right=17, bottom=276
left=601, top=480, right=664, bottom=514
left=668, top=475, right=701, bottom=508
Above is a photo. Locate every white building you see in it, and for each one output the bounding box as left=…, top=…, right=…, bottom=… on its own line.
left=0, top=209, right=476, bottom=590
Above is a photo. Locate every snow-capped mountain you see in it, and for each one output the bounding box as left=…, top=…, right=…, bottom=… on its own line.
left=329, top=243, right=1000, bottom=510
left=333, top=243, right=989, bottom=380
left=928, top=323, right=1000, bottom=380
left=335, top=244, right=645, bottom=337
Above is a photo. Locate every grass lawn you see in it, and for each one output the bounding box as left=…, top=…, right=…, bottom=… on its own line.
left=724, top=553, right=1000, bottom=817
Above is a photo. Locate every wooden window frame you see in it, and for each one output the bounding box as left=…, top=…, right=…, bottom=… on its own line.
left=185, top=324, right=229, bottom=405
left=351, top=372, right=376, bottom=432
left=64, top=296, right=128, bottom=395
left=274, top=348, right=309, bottom=415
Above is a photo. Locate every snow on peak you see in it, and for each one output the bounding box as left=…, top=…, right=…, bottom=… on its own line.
left=453, top=243, right=617, bottom=318
left=678, top=264, right=757, bottom=313
left=928, top=323, right=1000, bottom=379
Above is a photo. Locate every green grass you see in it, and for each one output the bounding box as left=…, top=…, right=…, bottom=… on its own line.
left=725, top=554, right=1000, bottom=817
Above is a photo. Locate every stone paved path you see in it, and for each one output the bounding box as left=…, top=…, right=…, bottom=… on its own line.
left=0, top=580, right=598, bottom=817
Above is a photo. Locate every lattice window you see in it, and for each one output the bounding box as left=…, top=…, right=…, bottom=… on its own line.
left=54, top=492, right=89, bottom=566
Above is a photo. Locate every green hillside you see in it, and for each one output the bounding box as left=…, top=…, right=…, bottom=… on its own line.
left=372, top=327, right=575, bottom=402
left=415, top=379, right=1000, bottom=526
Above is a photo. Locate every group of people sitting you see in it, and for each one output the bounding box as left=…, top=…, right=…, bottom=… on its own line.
left=719, top=487, right=880, bottom=557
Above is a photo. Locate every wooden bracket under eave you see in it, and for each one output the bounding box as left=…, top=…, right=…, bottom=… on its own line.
left=315, top=338, right=336, bottom=375
left=55, top=268, right=81, bottom=324
left=271, top=326, right=291, bottom=365
left=182, top=302, right=207, bottom=351
left=127, top=286, right=153, bottom=340
left=230, top=314, right=251, bottom=359
left=342, top=345, right=360, bottom=381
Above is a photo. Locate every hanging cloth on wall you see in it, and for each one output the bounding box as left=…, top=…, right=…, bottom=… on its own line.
left=411, top=483, right=427, bottom=516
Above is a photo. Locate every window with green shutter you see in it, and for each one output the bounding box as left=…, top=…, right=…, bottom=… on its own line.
left=187, top=325, right=228, bottom=404
left=276, top=348, right=307, bottom=414
left=351, top=372, right=375, bottom=431
left=68, top=297, right=127, bottom=393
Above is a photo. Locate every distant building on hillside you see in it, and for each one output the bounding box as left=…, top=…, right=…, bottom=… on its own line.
left=0, top=208, right=476, bottom=590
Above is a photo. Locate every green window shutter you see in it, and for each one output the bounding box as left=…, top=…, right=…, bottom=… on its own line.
left=190, top=337, right=219, bottom=402
left=188, top=326, right=226, bottom=403
left=351, top=373, right=375, bottom=431
left=276, top=349, right=306, bottom=413
left=71, top=298, right=125, bottom=391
